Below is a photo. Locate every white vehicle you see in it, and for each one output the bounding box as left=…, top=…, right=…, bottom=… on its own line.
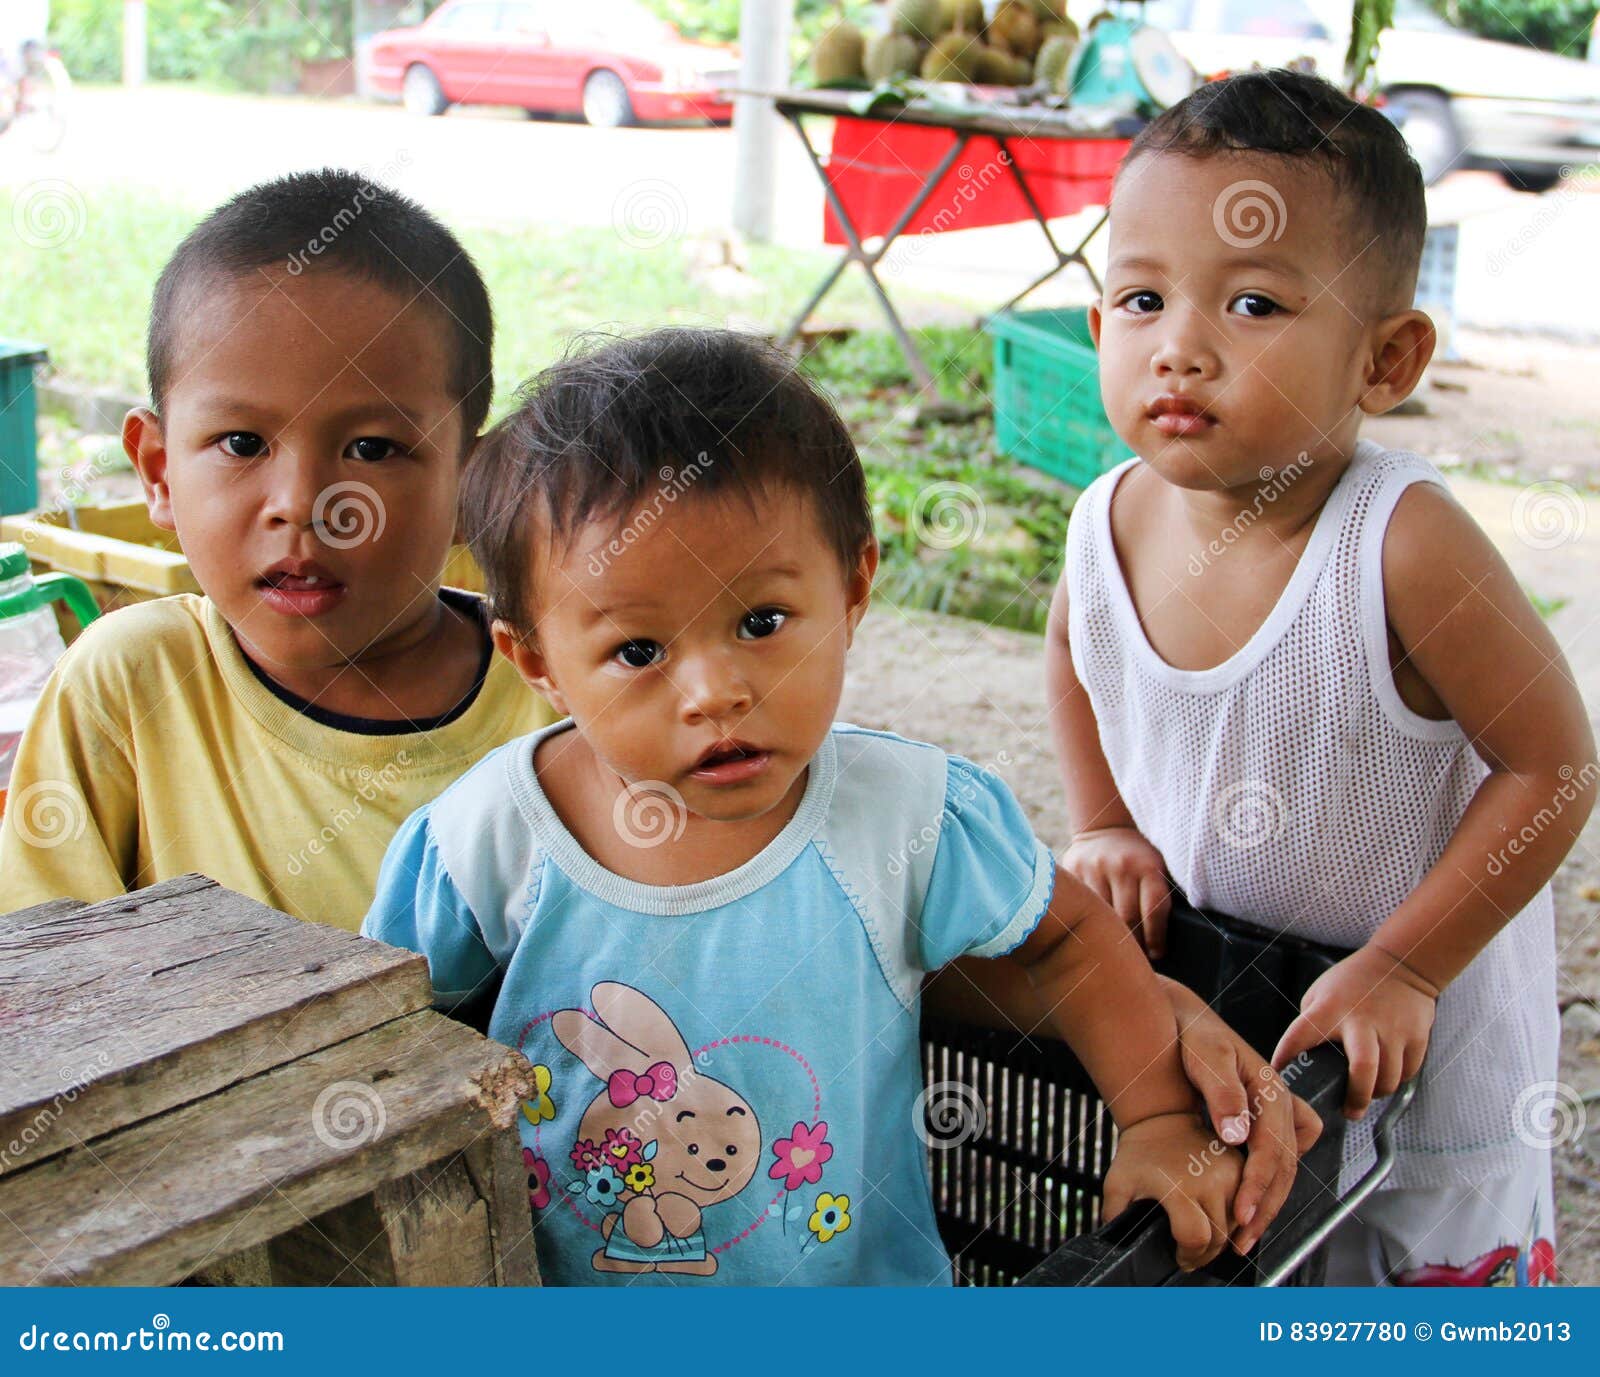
left=1095, top=0, right=1600, bottom=189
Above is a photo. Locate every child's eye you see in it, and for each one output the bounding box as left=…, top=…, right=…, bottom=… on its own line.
left=219, top=432, right=266, bottom=459
left=1229, top=293, right=1280, bottom=318
left=347, top=436, right=403, bottom=462
left=614, top=639, right=664, bottom=669
left=737, top=609, right=786, bottom=641
left=1120, top=290, right=1163, bottom=314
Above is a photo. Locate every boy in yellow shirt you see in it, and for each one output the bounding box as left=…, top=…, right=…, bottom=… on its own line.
left=0, top=169, right=556, bottom=928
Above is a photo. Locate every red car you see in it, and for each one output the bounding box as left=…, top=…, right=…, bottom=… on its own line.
left=366, top=0, right=738, bottom=127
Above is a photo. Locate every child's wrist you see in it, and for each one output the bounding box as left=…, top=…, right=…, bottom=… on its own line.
left=1361, top=940, right=1443, bottom=1000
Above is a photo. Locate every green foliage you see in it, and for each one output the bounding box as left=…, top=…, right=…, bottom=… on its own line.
left=49, top=0, right=353, bottom=87
left=638, top=0, right=880, bottom=71
left=1435, top=0, right=1598, bottom=54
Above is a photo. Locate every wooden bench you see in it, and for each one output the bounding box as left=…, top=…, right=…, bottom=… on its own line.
left=0, top=874, right=540, bottom=1286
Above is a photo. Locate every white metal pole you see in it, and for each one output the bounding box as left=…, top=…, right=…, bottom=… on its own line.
left=731, top=0, right=793, bottom=243
left=122, top=0, right=147, bottom=88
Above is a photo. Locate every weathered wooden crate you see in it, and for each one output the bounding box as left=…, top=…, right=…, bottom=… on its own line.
left=0, top=875, right=539, bottom=1286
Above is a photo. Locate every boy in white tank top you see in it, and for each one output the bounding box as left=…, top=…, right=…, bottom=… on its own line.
left=1050, top=70, right=1595, bottom=1284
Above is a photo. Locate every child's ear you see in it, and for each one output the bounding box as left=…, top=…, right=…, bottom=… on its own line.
left=1087, top=299, right=1103, bottom=350
left=124, top=407, right=175, bottom=531
left=1359, top=309, right=1436, bottom=416
left=843, top=538, right=880, bottom=646
left=491, top=618, right=568, bottom=715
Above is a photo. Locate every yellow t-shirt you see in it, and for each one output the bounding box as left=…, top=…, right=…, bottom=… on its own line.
left=0, top=592, right=556, bottom=929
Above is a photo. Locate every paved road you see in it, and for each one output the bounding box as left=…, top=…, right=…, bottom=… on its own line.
left=4, top=85, right=1600, bottom=336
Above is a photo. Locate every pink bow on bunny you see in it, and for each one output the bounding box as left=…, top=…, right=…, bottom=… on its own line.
left=608, top=1061, right=678, bottom=1108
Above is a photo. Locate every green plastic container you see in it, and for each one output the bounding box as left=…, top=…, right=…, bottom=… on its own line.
left=987, top=308, right=1130, bottom=490
left=0, top=340, right=48, bottom=517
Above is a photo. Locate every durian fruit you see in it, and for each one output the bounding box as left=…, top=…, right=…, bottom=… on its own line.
left=987, top=0, right=1041, bottom=59
left=1040, top=18, right=1078, bottom=42
left=863, top=31, right=923, bottom=82
left=811, top=22, right=866, bottom=86
left=1034, top=32, right=1076, bottom=91
left=920, top=30, right=983, bottom=82
left=940, top=0, right=984, bottom=35
left=889, top=0, right=944, bottom=41
left=974, top=44, right=1031, bottom=85
left=1024, top=0, right=1069, bottom=20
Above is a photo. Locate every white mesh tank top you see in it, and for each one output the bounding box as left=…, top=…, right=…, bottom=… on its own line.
left=1066, top=439, right=1558, bottom=1191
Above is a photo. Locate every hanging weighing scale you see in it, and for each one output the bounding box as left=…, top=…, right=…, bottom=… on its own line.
left=1067, top=9, right=1199, bottom=117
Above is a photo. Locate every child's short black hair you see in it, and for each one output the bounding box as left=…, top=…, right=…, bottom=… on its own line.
left=463, top=328, right=874, bottom=633
left=1124, top=69, right=1427, bottom=305
left=147, top=168, right=494, bottom=441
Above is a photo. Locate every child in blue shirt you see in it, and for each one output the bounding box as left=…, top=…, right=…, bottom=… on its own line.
left=363, top=329, right=1255, bottom=1285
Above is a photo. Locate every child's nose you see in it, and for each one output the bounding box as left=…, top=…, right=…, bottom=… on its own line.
left=261, top=452, right=327, bottom=529
left=1150, top=315, right=1219, bottom=379
left=676, top=655, right=753, bottom=723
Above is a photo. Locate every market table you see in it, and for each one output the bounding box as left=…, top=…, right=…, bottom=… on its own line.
left=0, top=874, right=540, bottom=1286
left=750, top=87, right=1134, bottom=405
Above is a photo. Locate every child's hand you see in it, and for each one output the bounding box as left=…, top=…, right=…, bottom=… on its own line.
left=1102, top=1112, right=1244, bottom=1272
left=1062, top=826, right=1174, bottom=957
left=1271, top=944, right=1438, bottom=1120
left=1164, top=978, right=1322, bottom=1255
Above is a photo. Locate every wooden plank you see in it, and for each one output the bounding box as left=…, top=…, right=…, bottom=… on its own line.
left=0, top=875, right=434, bottom=1177
left=0, top=1010, right=537, bottom=1286
left=263, top=1133, right=538, bottom=1286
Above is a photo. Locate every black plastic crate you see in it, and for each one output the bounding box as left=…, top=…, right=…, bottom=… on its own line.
left=920, top=900, right=1411, bottom=1286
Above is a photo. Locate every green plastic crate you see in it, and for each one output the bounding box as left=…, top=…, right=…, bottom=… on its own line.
left=987, top=308, right=1130, bottom=489
left=0, top=340, right=48, bottom=517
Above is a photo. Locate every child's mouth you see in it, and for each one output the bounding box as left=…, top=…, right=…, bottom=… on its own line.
left=689, top=740, right=771, bottom=785
left=257, top=566, right=347, bottom=617
left=1147, top=397, right=1217, bottom=437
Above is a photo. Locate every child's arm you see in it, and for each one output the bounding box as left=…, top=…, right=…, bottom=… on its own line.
left=926, top=955, right=1320, bottom=1255
left=0, top=668, right=136, bottom=912
left=1273, top=483, right=1598, bottom=1115
left=1008, top=869, right=1243, bottom=1271
left=1045, top=574, right=1175, bottom=956
left=360, top=808, right=502, bottom=1013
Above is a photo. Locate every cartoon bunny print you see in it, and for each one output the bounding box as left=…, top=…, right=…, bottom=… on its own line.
left=553, top=982, right=762, bottom=1276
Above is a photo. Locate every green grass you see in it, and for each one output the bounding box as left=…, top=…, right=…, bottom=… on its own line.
left=2, top=184, right=1076, bottom=634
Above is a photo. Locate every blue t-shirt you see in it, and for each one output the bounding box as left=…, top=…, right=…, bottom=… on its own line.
left=362, top=721, right=1054, bottom=1286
